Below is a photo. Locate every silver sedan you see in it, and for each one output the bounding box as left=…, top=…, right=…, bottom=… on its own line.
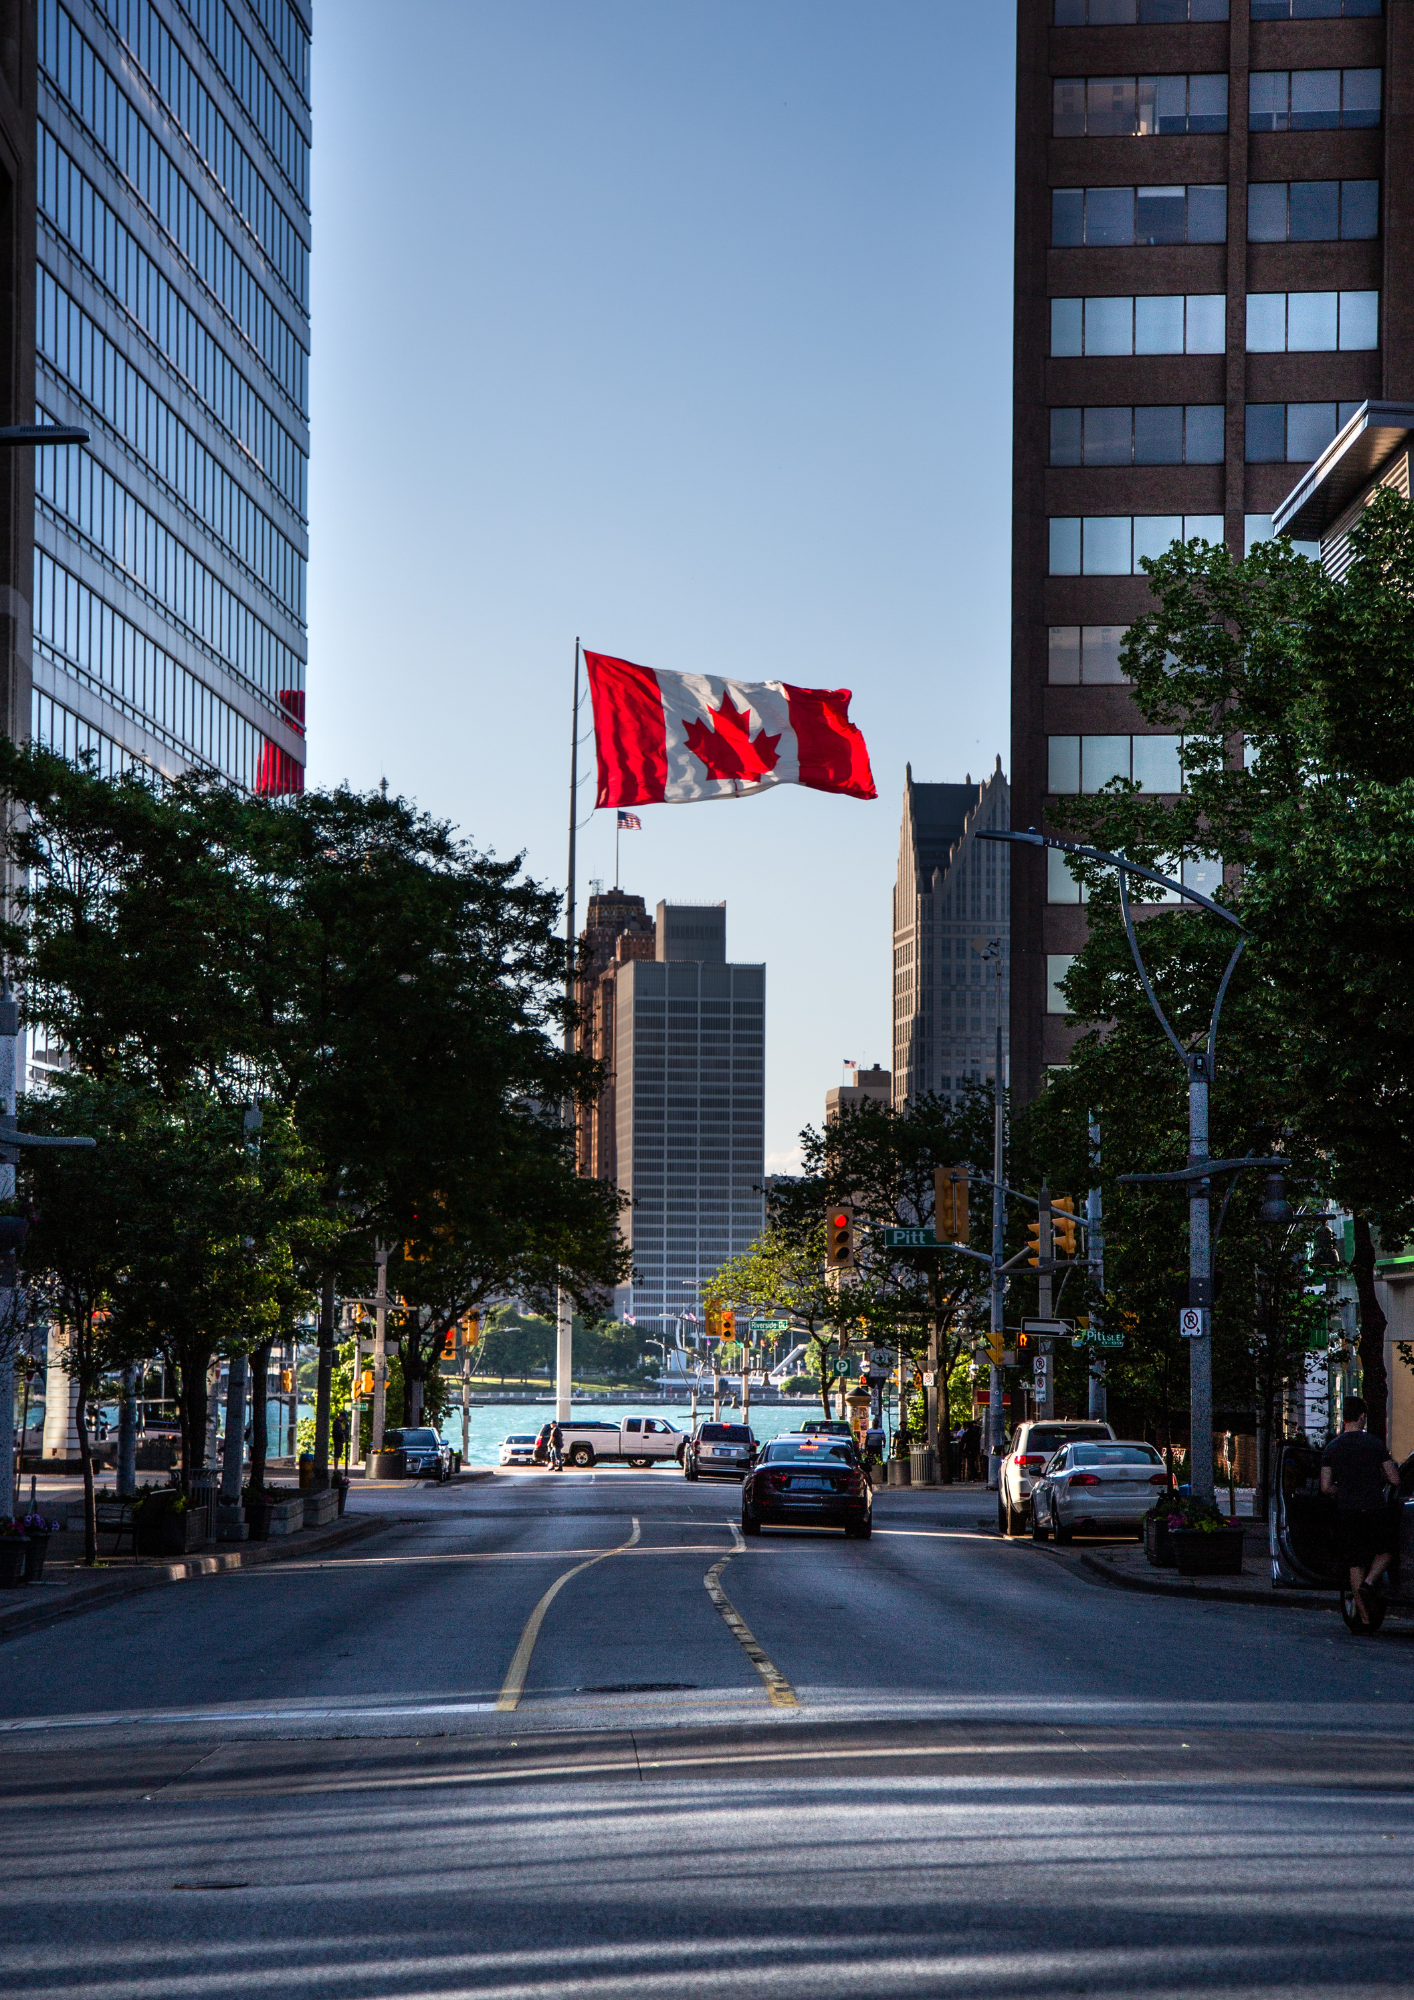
left=1030, top=1440, right=1172, bottom=1543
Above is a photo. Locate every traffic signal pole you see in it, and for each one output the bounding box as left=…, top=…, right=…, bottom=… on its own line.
left=1087, top=1114, right=1107, bottom=1422
left=556, top=637, right=582, bottom=1429
left=988, top=1029, right=1005, bottom=1488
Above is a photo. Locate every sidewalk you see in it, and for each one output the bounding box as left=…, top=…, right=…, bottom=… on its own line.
left=1077, top=1533, right=1337, bottom=1610
left=0, top=1506, right=392, bottom=1646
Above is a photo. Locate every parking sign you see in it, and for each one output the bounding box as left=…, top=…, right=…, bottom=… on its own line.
left=1179, top=1307, right=1207, bottom=1338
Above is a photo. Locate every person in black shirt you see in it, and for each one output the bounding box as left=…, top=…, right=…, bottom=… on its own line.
left=1320, top=1396, right=1400, bottom=1622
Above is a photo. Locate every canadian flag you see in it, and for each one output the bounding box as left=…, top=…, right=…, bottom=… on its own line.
left=585, top=650, right=876, bottom=808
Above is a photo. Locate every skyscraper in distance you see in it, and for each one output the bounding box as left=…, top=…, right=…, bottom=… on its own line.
left=29, top=0, right=310, bottom=794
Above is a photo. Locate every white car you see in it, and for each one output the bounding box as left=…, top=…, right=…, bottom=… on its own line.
left=499, top=1434, right=538, bottom=1466
left=998, top=1419, right=1114, bottom=1536
left=1030, top=1439, right=1172, bottom=1543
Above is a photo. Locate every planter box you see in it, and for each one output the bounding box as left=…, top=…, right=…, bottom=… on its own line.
left=0, top=1540, right=27, bottom=1587
left=303, top=1489, right=339, bottom=1529
left=136, top=1508, right=207, bottom=1557
left=887, top=1459, right=911, bottom=1487
left=246, top=1498, right=304, bottom=1540
left=1171, top=1528, right=1244, bottom=1577
left=1144, top=1517, right=1177, bottom=1568
left=24, top=1532, right=50, bottom=1582
left=367, top=1451, right=405, bottom=1481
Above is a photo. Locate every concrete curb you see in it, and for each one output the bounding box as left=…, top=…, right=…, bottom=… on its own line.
left=0, top=1510, right=394, bottom=1646
left=1078, top=1548, right=1337, bottom=1611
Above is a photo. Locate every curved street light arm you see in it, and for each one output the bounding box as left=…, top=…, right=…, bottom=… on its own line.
left=977, top=828, right=1243, bottom=930
left=1117, top=863, right=1191, bottom=1067
left=1208, top=935, right=1246, bottom=1072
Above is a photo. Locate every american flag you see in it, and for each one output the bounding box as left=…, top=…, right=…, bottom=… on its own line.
left=617, top=810, right=643, bottom=831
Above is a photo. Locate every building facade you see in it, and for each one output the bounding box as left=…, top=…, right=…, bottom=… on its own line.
left=612, top=901, right=766, bottom=1337
left=1012, top=0, right=1411, bottom=1100
left=574, top=887, right=656, bottom=1183
left=825, top=1062, right=891, bottom=1125
left=892, top=760, right=1010, bottom=1109
left=30, top=0, right=310, bottom=794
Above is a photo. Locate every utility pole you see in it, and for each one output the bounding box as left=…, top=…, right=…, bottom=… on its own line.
left=1087, top=1113, right=1107, bottom=1422
left=1035, top=1181, right=1054, bottom=1421
left=0, top=986, right=19, bottom=1512
left=988, top=951, right=1006, bottom=1487
left=370, top=1243, right=389, bottom=1458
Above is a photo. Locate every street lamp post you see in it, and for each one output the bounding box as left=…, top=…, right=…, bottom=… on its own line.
left=979, top=827, right=1270, bottom=1505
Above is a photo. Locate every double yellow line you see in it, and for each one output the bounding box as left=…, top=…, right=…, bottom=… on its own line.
left=495, top=1515, right=797, bottom=1713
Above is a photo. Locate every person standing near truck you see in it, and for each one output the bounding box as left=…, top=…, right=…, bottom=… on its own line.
left=548, top=1420, right=564, bottom=1472
left=1320, top=1396, right=1400, bottom=1623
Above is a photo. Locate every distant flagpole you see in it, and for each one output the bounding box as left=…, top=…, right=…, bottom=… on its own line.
left=615, top=808, right=620, bottom=890
left=557, top=636, right=582, bottom=1426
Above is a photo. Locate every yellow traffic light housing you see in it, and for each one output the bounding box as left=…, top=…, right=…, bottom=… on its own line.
left=1027, top=1218, right=1043, bottom=1267
left=721, top=1308, right=736, bottom=1340
left=935, top=1166, right=970, bottom=1244
left=827, top=1206, right=855, bottom=1271
left=1052, top=1196, right=1078, bottom=1259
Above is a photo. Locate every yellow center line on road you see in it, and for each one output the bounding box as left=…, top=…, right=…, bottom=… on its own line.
left=704, top=1522, right=798, bottom=1710
left=495, top=1518, right=642, bottom=1713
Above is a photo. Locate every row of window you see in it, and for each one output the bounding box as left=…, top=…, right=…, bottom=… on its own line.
left=42, top=11, right=307, bottom=351
left=1054, top=75, right=1228, bottom=137
left=1050, top=625, right=1131, bottom=683
left=1052, top=183, right=1227, bottom=246
left=1052, top=289, right=1377, bottom=354
left=39, top=127, right=306, bottom=423
left=71, top=0, right=309, bottom=327
left=1050, top=513, right=1321, bottom=572
left=37, top=440, right=305, bottom=699
left=40, top=133, right=309, bottom=462
left=39, top=273, right=305, bottom=619
left=1049, top=733, right=1186, bottom=794
left=1054, top=70, right=1380, bottom=137
left=1052, top=403, right=1224, bottom=465
left=1051, top=400, right=1366, bottom=465
left=103, top=0, right=310, bottom=203
left=1054, top=179, right=1378, bottom=247
left=1056, top=0, right=1380, bottom=20
left=1047, top=848, right=1220, bottom=904
left=1053, top=291, right=1224, bottom=354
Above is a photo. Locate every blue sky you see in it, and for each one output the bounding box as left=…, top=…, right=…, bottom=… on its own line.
left=307, top=1, right=1016, bottom=1172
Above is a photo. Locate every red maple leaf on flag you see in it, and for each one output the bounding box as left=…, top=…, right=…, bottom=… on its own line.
left=682, top=689, right=781, bottom=783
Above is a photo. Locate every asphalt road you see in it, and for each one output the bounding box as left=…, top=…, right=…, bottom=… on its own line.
left=3, top=1469, right=1414, bottom=1998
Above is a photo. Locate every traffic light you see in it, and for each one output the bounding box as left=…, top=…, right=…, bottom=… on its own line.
left=1027, top=1218, right=1043, bottom=1267
left=443, top=1328, right=457, bottom=1359
left=981, top=1330, right=1004, bottom=1366
left=704, top=1304, right=722, bottom=1340
left=721, top=1308, right=735, bottom=1340
left=279, top=1368, right=294, bottom=1393
left=360, top=1368, right=374, bottom=1395
left=826, top=1206, right=855, bottom=1271
left=1052, top=1196, right=1078, bottom=1259
left=934, top=1167, right=970, bottom=1244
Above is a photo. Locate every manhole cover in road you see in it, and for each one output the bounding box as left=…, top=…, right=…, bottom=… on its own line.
left=577, top=1682, right=698, bottom=1694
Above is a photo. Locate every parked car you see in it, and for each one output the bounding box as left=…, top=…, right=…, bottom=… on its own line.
left=799, top=1420, right=854, bottom=1439
left=499, top=1434, right=538, bottom=1466
left=682, top=1422, right=756, bottom=1480
left=741, top=1434, right=872, bottom=1539
left=385, top=1427, right=454, bottom=1482
left=998, top=1419, right=1115, bottom=1535
left=533, top=1416, right=685, bottom=1468
left=1030, top=1439, right=1171, bottom=1543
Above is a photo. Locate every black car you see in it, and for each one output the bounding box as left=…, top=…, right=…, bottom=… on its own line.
left=683, top=1422, right=756, bottom=1480
left=741, top=1434, right=871, bottom=1538
left=385, top=1427, right=453, bottom=1481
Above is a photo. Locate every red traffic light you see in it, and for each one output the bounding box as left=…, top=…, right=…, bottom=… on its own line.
left=832, top=1213, right=849, bottom=1229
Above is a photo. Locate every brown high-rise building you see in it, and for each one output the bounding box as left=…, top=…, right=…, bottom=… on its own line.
left=1011, top=0, right=1410, bottom=1099
left=574, top=889, right=656, bottom=1182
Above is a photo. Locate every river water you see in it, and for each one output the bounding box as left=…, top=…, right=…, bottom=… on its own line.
left=436, top=1398, right=830, bottom=1466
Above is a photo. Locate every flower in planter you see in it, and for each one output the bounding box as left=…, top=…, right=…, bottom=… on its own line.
left=19, top=1514, right=59, bottom=1534
left=1147, top=1493, right=1229, bottom=1534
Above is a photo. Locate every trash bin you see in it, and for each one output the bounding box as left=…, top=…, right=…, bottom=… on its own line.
left=298, top=1452, right=314, bottom=1492
left=887, top=1457, right=911, bottom=1487
left=910, top=1446, right=934, bottom=1486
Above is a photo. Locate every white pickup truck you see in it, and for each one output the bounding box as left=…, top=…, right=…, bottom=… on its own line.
left=534, top=1415, right=686, bottom=1468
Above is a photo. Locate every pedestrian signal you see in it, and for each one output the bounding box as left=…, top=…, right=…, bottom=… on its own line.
left=1027, top=1218, right=1043, bottom=1267
left=1052, top=1197, right=1078, bottom=1259
left=934, top=1167, right=970, bottom=1244
left=827, top=1207, right=855, bottom=1271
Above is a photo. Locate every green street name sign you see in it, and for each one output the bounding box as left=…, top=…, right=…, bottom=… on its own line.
left=883, top=1226, right=939, bottom=1249
left=1073, top=1331, right=1125, bottom=1348
left=747, top=1317, right=792, bottom=1334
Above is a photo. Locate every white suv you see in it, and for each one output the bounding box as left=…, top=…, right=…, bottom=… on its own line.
left=998, top=1419, right=1114, bottom=1536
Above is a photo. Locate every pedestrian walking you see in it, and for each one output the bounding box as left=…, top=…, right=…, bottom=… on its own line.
left=1320, top=1395, right=1400, bottom=1623
left=549, top=1420, right=564, bottom=1472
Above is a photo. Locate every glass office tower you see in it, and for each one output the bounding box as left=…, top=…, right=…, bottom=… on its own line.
left=31, top=0, right=309, bottom=793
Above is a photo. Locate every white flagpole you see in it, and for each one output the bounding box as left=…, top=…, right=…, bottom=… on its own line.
left=556, top=638, right=581, bottom=1426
